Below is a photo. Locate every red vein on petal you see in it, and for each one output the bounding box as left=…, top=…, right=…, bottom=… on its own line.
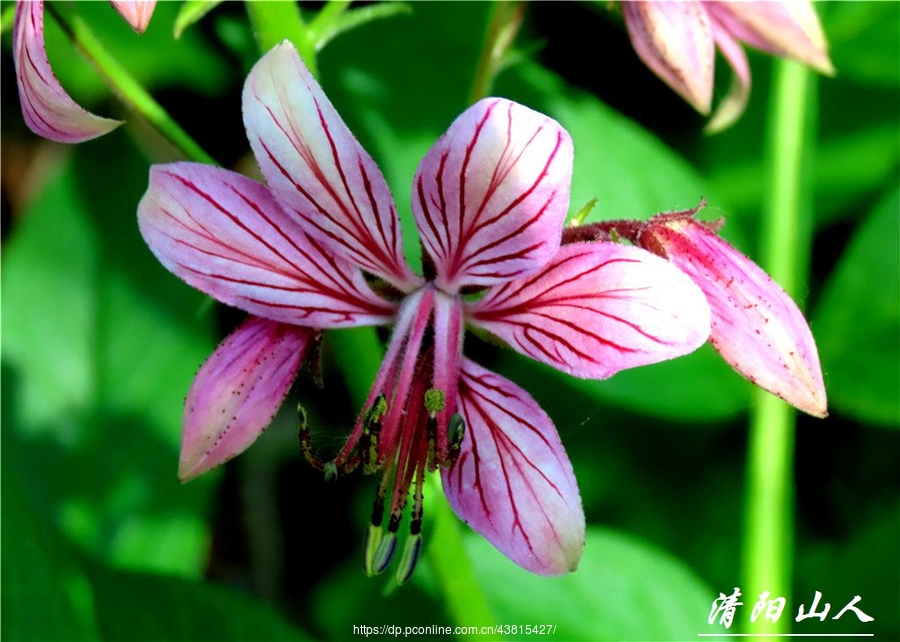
left=151, top=187, right=393, bottom=319
left=255, top=100, right=407, bottom=281
left=163, top=173, right=385, bottom=308
left=459, top=368, right=567, bottom=556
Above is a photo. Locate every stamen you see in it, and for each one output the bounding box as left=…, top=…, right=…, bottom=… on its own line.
left=397, top=464, right=426, bottom=584
left=371, top=532, right=397, bottom=574
left=395, top=534, right=423, bottom=585
left=363, top=524, right=383, bottom=576
left=423, top=388, right=445, bottom=416
left=364, top=482, right=387, bottom=576
left=361, top=394, right=387, bottom=475
left=297, top=403, right=326, bottom=470
left=426, top=414, right=437, bottom=472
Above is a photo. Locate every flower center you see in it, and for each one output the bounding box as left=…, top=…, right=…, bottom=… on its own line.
left=298, top=285, right=464, bottom=583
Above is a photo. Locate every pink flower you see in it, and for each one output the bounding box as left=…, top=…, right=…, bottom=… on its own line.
left=13, top=0, right=156, bottom=143
left=622, top=0, right=833, bottom=131
left=138, top=42, right=711, bottom=579
left=565, top=203, right=827, bottom=417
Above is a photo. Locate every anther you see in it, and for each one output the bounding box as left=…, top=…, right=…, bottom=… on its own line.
left=371, top=532, right=397, bottom=575
left=423, top=388, right=445, bottom=417
left=364, top=489, right=386, bottom=575
left=363, top=524, right=383, bottom=576
left=395, top=533, right=423, bottom=585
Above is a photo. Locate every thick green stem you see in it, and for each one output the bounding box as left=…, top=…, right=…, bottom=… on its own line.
left=468, top=1, right=527, bottom=105
left=741, top=59, right=817, bottom=637
left=46, top=3, right=216, bottom=165
left=244, top=0, right=317, bottom=78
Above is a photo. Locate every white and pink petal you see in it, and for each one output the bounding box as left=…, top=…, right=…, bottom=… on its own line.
left=705, top=18, right=752, bottom=134
left=442, top=360, right=584, bottom=576
left=704, top=1, right=833, bottom=75
left=13, top=0, right=122, bottom=143
left=413, top=98, right=573, bottom=292
left=622, top=0, right=715, bottom=115
left=468, top=243, right=711, bottom=379
left=243, top=42, right=418, bottom=291
left=138, top=162, right=396, bottom=328
left=179, top=317, right=314, bottom=481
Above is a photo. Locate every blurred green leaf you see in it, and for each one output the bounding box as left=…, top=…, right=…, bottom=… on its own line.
left=813, top=187, right=900, bottom=426
left=2, top=481, right=100, bottom=642
left=824, top=2, right=900, bottom=87
left=462, top=527, right=727, bottom=641
left=711, top=123, right=900, bottom=228
left=89, top=568, right=311, bottom=641
left=310, top=1, right=412, bottom=53
left=796, top=506, right=900, bottom=638
left=173, top=0, right=225, bottom=39
left=43, top=0, right=230, bottom=103
left=313, top=559, right=450, bottom=640
left=2, top=135, right=217, bottom=574
left=497, top=343, right=752, bottom=424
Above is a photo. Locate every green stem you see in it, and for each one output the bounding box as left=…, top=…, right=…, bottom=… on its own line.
left=1, top=2, right=15, bottom=34
left=244, top=0, right=318, bottom=78
left=426, top=475, right=496, bottom=638
left=46, top=3, right=216, bottom=165
left=468, top=1, right=527, bottom=105
left=307, top=0, right=350, bottom=49
left=741, top=59, right=817, bottom=637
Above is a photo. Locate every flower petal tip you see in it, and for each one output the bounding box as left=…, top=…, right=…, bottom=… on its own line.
left=14, top=0, right=123, bottom=143
left=622, top=1, right=715, bottom=115
left=110, top=0, right=157, bottom=34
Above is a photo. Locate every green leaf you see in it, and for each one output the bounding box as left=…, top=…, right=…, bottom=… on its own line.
left=173, top=0, right=225, bottom=39
left=310, top=1, right=413, bottom=53
left=43, top=1, right=230, bottom=103
left=1, top=480, right=100, bottom=642
left=2, top=135, right=217, bottom=574
left=824, top=2, right=900, bottom=87
left=463, top=528, right=728, bottom=641
left=813, top=187, right=900, bottom=426
left=2, top=471, right=308, bottom=642
left=89, top=568, right=310, bottom=642
left=710, top=123, right=900, bottom=228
